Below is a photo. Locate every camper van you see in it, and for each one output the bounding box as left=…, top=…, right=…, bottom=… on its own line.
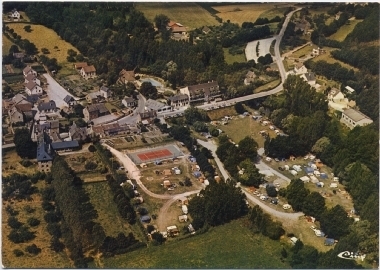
left=182, top=205, right=188, bottom=214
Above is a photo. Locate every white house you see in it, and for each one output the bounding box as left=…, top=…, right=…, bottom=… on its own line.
left=100, top=86, right=111, bottom=99
left=25, top=81, right=42, bottom=96
left=24, top=73, right=40, bottom=86
left=10, top=9, right=20, bottom=21
left=168, top=94, right=189, bottom=108
left=122, top=96, right=136, bottom=108
left=23, top=66, right=37, bottom=77
left=80, top=65, right=96, bottom=79
left=145, top=99, right=172, bottom=113
left=328, top=88, right=345, bottom=102
left=294, top=62, right=307, bottom=75
left=340, top=108, right=373, bottom=129
left=300, top=72, right=316, bottom=86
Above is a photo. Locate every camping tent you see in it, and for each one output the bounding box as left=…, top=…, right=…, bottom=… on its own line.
left=290, top=170, right=298, bottom=176
left=324, top=238, right=335, bottom=246
left=304, top=167, right=314, bottom=174
left=316, top=182, right=324, bottom=187
left=320, top=173, right=328, bottom=179
left=330, top=183, right=338, bottom=188
left=300, top=176, right=310, bottom=183
left=193, top=171, right=201, bottom=178
left=284, top=165, right=289, bottom=170
left=310, top=175, right=318, bottom=183
left=140, top=215, right=151, bottom=223
left=314, top=170, right=321, bottom=176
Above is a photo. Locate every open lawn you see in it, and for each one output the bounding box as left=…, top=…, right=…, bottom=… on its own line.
left=212, top=3, right=292, bottom=25
left=291, top=44, right=313, bottom=58
left=2, top=34, right=16, bottom=56
left=2, top=180, right=71, bottom=268
left=2, top=149, right=39, bottom=177
left=311, top=47, right=358, bottom=71
left=223, top=48, right=246, bottom=64
left=254, top=79, right=281, bottom=93
left=6, top=23, right=79, bottom=64
left=101, top=218, right=290, bottom=268
left=207, top=106, right=237, bottom=120
left=329, top=19, right=363, bottom=42
left=135, top=3, right=219, bottom=29
left=217, top=115, right=277, bottom=148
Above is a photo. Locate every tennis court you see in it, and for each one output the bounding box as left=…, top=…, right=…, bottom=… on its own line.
left=127, top=145, right=184, bottom=165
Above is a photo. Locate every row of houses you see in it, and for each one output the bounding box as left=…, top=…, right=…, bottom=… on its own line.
left=23, top=66, right=43, bottom=96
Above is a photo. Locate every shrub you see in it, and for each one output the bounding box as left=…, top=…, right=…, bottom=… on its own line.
left=42, top=201, right=55, bottom=211
left=5, top=205, right=19, bottom=216
left=25, top=244, right=41, bottom=255
left=13, top=249, right=24, bottom=257
left=84, top=161, right=97, bottom=170
left=23, top=205, right=35, bottom=214
left=47, top=223, right=62, bottom=238
left=20, top=159, right=33, bottom=167
left=44, top=211, right=60, bottom=223
left=8, top=227, right=35, bottom=243
left=8, top=217, right=23, bottom=229
left=27, top=217, right=40, bottom=227
left=50, top=237, right=65, bottom=252
left=88, top=145, right=96, bottom=152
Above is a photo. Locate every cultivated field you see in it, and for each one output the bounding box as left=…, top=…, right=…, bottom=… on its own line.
left=2, top=34, right=16, bottom=55
left=100, top=218, right=290, bottom=268
left=329, top=19, right=363, bottom=42
left=6, top=23, right=79, bottom=64
left=212, top=3, right=292, bottom=25
left=135, top=3, right=219, bottom=29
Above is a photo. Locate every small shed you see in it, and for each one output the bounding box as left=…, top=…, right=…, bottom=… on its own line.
left=325, top=238, right=335, bottom=246
left=163, top=180, right=171, bottom=188
left=140, top=215, right=151, bottom=223
left=193, top=171, right=201, bottom=178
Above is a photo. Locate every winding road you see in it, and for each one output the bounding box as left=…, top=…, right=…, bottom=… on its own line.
left=101, top=9, right=304, bottom=230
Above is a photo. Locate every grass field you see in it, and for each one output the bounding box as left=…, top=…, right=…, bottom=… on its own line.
left=291, top=44, right=313, bottom=58
left=311, top=47, right=358, bottom=71
left=101, top=218, right=290, bottom=268
left=2, top=34, right=16, bottom=55
left=212, top=3, right=292, bottom=25
left=2, top=180, right=71, bottom=268
left=6, top=23, right=79, bottom=64
left=223, top=48, right=246, bottom=64
left=2, top=149, right=38, bottom=177
left=329, top=19, right=363, bottom=42
left=254, top=79, right=281, bottom=93
left=207, top=106, right=237, bottom=120
left=135, top=3, right=219, bottom=29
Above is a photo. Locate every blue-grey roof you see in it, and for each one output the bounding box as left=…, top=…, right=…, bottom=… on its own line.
left=38, top=100, right=56, bottom=111
left=51, top=140, right=79, bottom=150
left=37, top=142, right=53, bottom=162
left=63, top=95, right=74, bottom=103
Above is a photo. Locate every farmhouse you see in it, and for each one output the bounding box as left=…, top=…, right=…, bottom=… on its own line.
left=340, top=108, right=373, bottom=129
left=63, top=95, right=76, bottom=107
left=8, top=103, right=33, bottom=124
left=180, top=81, right=220, bottom=104
left=38, top=100, right=57, bottom=113
left=25, top=81, right=42, bottom=96
left=69, top=123, right=88, bottom=141
left=91, top=122, right=130, bottom=137
left=118, top=69, right=136, bottom=84
left=80, top=65, right=97, bottom=79
left=202, top=26, right=211, bottom=34
left=168, top=94, right=189, bottom=108
left=300, top=72, right=316, bottom=86
left=100, top=86, right=111, bottom=99
left=244, top=71, right=256, bottom=85
left=294, top=62, right=307, bottom=75
left=122, top=96, right=136, bottom=108
left=83, top=103, right=110, bottom=122
left=23, top=66, right=37, bottom=77
left=24, top=74, right=40, bottom=85
left=10, top=9, right=21, bottom=21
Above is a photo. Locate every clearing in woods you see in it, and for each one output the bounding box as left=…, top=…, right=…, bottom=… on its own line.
left=328, top=19, right=363, bottom=42
left=211, top=3, right=292, bottom=25
left=135, top=3, right=219, bottom=29
left=6, top=23, right=79, bottom=64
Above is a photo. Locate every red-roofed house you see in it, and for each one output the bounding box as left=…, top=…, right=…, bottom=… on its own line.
left=25, top=81, right=43, bottom=96
left=81, top=65, right=97, bottom=79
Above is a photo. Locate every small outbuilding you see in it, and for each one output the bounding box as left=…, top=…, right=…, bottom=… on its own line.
left=290, top=237, right=298, bottom=245
left=324, top=238, right=335, bottom=246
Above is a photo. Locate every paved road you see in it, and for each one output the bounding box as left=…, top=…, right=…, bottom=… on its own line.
left=43, top=73, right=77, bottom=109
left=197, top=138, right=303, bottom=221
left=116, top=93, right=146, bottom=126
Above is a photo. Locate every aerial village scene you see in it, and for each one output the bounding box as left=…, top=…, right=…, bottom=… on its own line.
left=1, top=2, right=379, bottom=269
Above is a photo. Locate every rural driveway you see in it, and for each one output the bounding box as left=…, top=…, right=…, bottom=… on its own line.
left=43, top=73, right=78, bottom=109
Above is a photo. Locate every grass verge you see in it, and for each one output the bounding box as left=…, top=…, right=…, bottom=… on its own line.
left=101, top=218, right=290, bottom=268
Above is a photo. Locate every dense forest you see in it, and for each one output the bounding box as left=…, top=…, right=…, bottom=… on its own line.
left=3, top=2, right=277, bottom=98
